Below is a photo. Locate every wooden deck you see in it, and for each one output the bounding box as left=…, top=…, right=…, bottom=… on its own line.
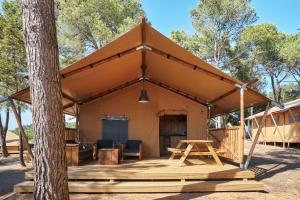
left=15, top=158, right=264, bottom=193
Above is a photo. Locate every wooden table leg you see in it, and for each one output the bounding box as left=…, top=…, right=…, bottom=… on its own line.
left=206, top=143, right=223, bottom=166
left=180, top=143, right=194, bottom=163
left=194, top=144, right=205, bottom=160
left=169, top=141, right=182, bottom=160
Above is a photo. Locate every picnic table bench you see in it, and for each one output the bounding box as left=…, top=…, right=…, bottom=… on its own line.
left=168, top=140, right=224, bottom=166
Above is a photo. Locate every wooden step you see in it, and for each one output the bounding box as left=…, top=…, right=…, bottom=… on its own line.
left=14, top=180, right=265, bottom=193
left=25, top=169, right=254, bottom=180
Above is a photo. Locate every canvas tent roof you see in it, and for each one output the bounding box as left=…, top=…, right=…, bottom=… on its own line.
left=247, top=98, right=300, bottom=120
left=11, top=20, right=269, bottom=117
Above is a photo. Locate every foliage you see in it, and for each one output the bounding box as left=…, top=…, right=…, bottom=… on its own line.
left=65, top=121, right=76, bottom=129
left=236, top=23, right=287, bottom=102
left=0, top=0, right=28, bottom=156
left=56, top=0, right=145, bottom=67
left=280, top=83, right=300, bottom=103
left=189, top=0, right=257, bottom=67
left=11, top=124, right=35, bottom=141
left=171, top=30, right=210, bottom=59
left=279, top=33, right=300, bottom=86
left=171, top=0, right=300, bottom=106
left=0, top=0, right=28, bottom=95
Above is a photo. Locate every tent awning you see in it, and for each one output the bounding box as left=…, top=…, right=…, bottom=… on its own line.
left=11, top=20, right=270, bottom=117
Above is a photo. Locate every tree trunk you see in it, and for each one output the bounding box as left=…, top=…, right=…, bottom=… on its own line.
left=0, top=108, right=10, bottom=157
left=270, top=76, right=278, bottom=101
left=18, top=106, right=26, bottom=167
left=21, top=0, right=69, bottom=199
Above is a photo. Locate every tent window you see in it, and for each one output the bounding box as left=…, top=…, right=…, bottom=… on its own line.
left=288, top=112, right=300, bottom=124
left=102, top=117, right=128, bottom=142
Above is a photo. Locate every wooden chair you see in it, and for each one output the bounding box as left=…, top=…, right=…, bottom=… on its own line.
left=122, top=140, right=143, bottom=160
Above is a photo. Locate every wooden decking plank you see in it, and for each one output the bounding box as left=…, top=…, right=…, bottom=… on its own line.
left=15, top=180, right=265, bottom=193
left=25, top=159, right=254, bottom=180
left=25, top=170, right=254, bottom=180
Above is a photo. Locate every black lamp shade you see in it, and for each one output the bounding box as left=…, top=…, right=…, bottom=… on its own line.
left=138, top=89, right=149, bottom=103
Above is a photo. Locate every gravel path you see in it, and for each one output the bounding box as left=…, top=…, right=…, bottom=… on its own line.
left=1, top=140, right=300, bottom=200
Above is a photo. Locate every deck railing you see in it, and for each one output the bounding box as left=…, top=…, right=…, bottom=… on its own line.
left=65, top=128, right=76, bottom=141
left=209, top=126, right=243, bottom=163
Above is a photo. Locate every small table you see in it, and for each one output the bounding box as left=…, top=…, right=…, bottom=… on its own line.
left=98, top=148, right=119, bottom=165
left=169, top=140, right=223, bottom=166
left=66, top=143, right=79, bottom=166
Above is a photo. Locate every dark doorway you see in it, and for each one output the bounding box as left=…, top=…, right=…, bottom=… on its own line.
left=102, top=116, right=128, bottom=142
left=159, top=115, right=187, bottom=156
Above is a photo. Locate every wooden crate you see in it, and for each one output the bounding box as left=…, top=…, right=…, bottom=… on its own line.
left=66, top=144, right=79, bottom=166
left=98, top=149, right=119, bottom=165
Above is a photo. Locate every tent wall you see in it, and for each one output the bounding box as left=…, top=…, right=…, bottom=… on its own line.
left=251, top=107, right=300, bottom=144
left=79, top=84, right=207, bottom=158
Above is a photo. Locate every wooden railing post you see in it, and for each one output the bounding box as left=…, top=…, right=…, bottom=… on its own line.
left=244, top=102, right=270, bottom=169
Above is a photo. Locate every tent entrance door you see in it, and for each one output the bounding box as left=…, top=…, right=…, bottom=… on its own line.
left=159, top=115, right=187, bottom=157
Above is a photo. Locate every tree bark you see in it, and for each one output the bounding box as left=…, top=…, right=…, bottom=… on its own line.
left=21, top=0, right=69, bottom=199
left=270, top=76, right=278, bottom=102
left=18, top=106, right=26, bottom=167
left=0, top=108, right=9, bottom=157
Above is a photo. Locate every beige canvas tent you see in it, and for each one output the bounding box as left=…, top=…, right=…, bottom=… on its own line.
left=11, top=18, right=274, bottom=193
left=11, top=19, right=270, bottom=163
left=247, top=98, right=300, bottom=147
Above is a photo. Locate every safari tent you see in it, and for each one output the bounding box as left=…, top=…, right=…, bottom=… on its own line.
left=247, top=98, right=300, bottom=148
left=12, top=19, right=271, bottom=193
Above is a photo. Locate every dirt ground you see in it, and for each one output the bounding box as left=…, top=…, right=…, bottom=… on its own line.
left=1, top=140, right=299, bottom=200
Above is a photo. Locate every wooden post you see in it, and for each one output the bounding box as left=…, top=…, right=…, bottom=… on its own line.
left=9, top=98, right=34, bottom=160
left=75, top=103, right=80, bottom=143
left=244, top=102, right=270, bottom=169
left=264, top=118, right=267, bottom=146
left=239, top=87, right=245, bottom=167
left=283, top=112, right=286, bottom=148
left=206, top=105, right=211, bottom=140
left=270, top=113, right=284, bottom=144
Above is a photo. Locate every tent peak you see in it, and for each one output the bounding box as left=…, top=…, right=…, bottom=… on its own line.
left=141, top=16, right=147, bottom=24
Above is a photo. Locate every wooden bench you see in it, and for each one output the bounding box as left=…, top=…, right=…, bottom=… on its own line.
left=167, top=147, right=226, bottom=155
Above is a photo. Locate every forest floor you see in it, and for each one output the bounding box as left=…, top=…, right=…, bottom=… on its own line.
left=1, top=140, right=300, bottom=200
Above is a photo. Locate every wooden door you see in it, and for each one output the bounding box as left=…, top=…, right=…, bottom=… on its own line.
left=159, top=115, right=187, bottom=156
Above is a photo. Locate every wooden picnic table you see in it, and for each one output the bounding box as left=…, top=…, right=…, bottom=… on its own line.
left=168, top=140, right=223, bottom=166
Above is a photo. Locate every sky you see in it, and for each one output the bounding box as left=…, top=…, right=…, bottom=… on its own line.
left=141, top=0, right=300, bottom=36
left=2, top=0, right=300, bottom=130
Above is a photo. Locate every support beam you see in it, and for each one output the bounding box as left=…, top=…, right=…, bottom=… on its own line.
left=61, top=46, right=139, bottom=78
left=75, top=103, right=80, bottom=143
left=147, top=46, right=267, bottom=102
left=147, top=78, right=208, bottom=107
left=63, top=102, right=75, bottom=110
left=80, top=78, right=141, bottom=105
left=270, top=113, right=284, bottom=143
left=210, top=88, right=238, bottom=104
left=63, top=79, right=141, bottom=110
left=244, top=102, right=270, bottom=169
left=211, top=79, right=258, bottom=105
left=239, top=87, right=245, bottom=166
left=206, top=105, right=211, bottom=140
left=62, top=92, right=77, bottom=103
left=9, top=98, right=34, bottom=160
